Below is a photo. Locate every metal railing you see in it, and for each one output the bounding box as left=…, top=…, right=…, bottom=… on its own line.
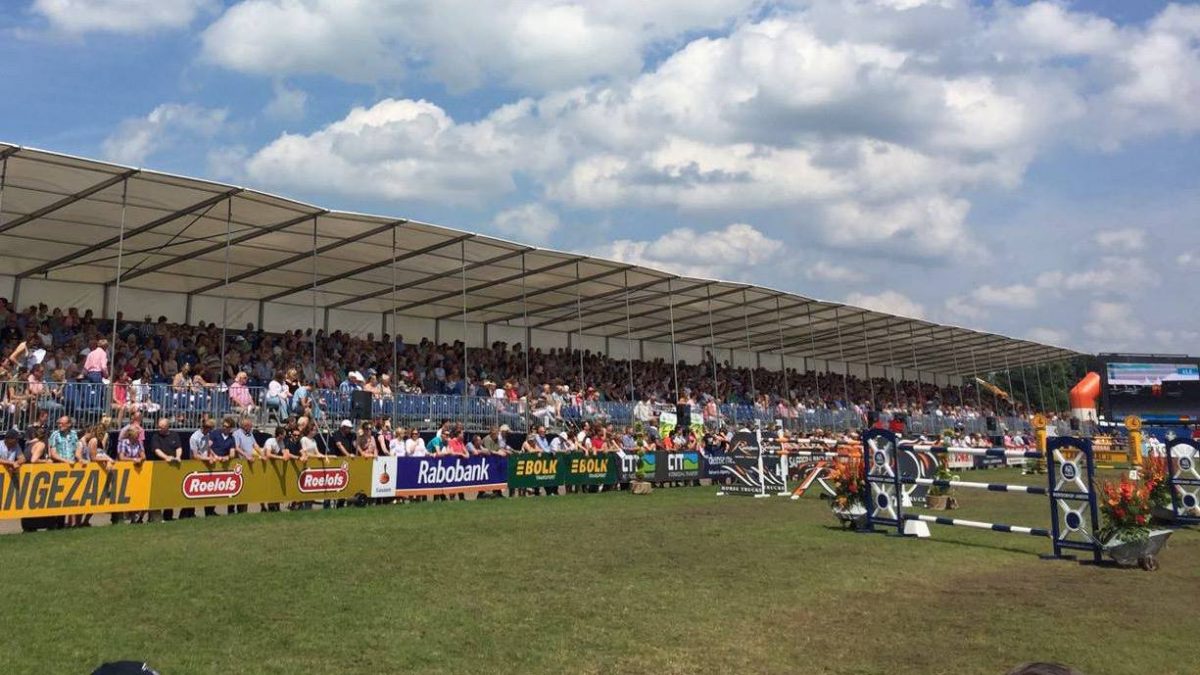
left=0, top=381, right=1076, bottom=436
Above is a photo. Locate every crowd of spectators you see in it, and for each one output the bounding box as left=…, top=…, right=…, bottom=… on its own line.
left=0, top=298, right=1024, bottom=435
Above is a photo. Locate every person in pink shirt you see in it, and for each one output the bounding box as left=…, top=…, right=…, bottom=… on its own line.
left=229, top=371, right=255, bottom=414
left=83, top=338, right=108, bottom=383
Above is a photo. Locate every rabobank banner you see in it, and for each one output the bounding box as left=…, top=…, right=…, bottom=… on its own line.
left=374, top=456, right=508, bottom=497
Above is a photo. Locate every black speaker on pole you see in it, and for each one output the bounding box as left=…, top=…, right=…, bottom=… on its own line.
left=986, top=416, right=997, bottom=432
left=352, top=390, right=373, bottom=420
left=1069, top=417, right=1080, bottom=431
left=867, top=410, right=880, bottom=427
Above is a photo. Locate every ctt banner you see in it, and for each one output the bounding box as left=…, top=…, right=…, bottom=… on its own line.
left=372, top=456, right=507, bottom=498
left=622, top=451, right=703, bottom=483
left=507, top=452, right=618, bottom=488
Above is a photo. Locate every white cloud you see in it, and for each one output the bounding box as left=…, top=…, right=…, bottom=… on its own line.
left=263, top=82, right=307, bottom=122
left=491, top=203, right=560, bottom=244
left=33, top=0, right=215, bottom=34
left=102, top=103, right=227, bottom=165
left=1026, top=327, right=1069, bottom=346
left=1178, top=251, right=1200, bottom=268
left=845, top=290, right=926, bottom=320
left=1083, top=300, right=1144, bottom=347
left=966, top=283, right=1039, bottom=309
left=944, top=295, right=983, bottom=320
left=805, top=260, right=864, bottom=284
left=201, top=0, right=756, bottom=92
left=243, top=98, right=537, bottom=204
left=597, top=223, right=783, bottom=280
left=1094, top=228, right=1145, bottom=251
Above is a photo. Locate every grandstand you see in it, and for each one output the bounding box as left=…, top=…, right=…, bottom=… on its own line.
left=0, top=142, right=1080, bottom=433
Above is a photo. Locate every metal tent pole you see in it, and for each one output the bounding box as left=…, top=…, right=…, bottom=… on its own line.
left=108, top=178, right=131, bottom=386
left=1003, top=353, right=1017, bottom=417
left=461, top=240, right=469, bottom=429
left=742, top=289, right=755, bottom=402
left=310, top=216, right=318, bottom=391
left=706, top=285, right=718, bottom=408
left=909, top=323, right=922, bottom=411
left=886, top=320, right=900, bottom=411
left=624, top=270, right=634, bottom=402
left=775, top=296, right=787, bottom=409
left=1034, top=362, right=1047, bottom=414
left=220, top=196, right=232, bottom=385
left=521, top=253, right=531, bottom=431
left=576, top=261, right=585, bottom=395
left=833, top=306, right=850, bottom=409
left=807, top=303, right=822, bottom=407
left=668, top=278, right=680, bottom=403
left=950, top=332, right=966, bottom=414
left=860, top=312, right=875, bottom=411
left=969, top=346, right=984, bottom=411
left=390, top=225, right=398, bottom=428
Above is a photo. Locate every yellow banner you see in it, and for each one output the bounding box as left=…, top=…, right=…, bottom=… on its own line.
left=147, top=458, right=374, bottom=509
left=0, top=463, right=153, bottom=519
left=0, top=458, right=375, bottom=519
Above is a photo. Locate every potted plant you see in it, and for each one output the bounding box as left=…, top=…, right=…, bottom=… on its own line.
left=828, top=460, right=868, bottom=529
left=1098, top=477, right=1173, bottom=570
left=631, top=470, right=653, bottom=495
left=1141, top=457, right=1175, bottom=523
left=926, top=463, right=959, bottom=510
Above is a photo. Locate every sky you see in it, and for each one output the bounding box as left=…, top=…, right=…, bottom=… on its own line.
left=0, top=0, right=1197, bottom=356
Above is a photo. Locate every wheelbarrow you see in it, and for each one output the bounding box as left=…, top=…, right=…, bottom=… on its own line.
left=1101, top=529, right=1173, bottom=571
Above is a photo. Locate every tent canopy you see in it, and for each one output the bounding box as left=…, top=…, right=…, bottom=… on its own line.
left=0, top=142, right=1079, bottom=376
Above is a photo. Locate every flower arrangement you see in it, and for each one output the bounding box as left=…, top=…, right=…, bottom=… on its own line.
left=829, top=460, right=866, bottom=511
left=1099, top=477, right=1155, bottom=544
left=1140, top=457, right=1171, bottom=509
left=927, top=463, right=958, bottom=497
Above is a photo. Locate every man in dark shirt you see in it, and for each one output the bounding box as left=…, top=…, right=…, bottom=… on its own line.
left=208, top=417, right=239, bottom=514
left=328, top=420, right=357, bottom=508
left=147, top=417, right=182, bottom=522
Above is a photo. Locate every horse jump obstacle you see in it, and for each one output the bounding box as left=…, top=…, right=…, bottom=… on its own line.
left=1164, top=438, right=1200, bottom=525
left=862, top=429, right=1102, bottom=562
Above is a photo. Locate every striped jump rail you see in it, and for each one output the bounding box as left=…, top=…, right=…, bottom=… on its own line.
left=902, top=514, right=1050, bottom=538
left=900, top=477, right=1047, bottom=495
left=900, top=445, right=1041, bottom=459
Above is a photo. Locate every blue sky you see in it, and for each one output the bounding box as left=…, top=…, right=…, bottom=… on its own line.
left=1, top=0, right=1198, bottom=355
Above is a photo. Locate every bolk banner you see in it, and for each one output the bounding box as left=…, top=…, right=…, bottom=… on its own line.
left=372, top=456, right=508, bottom=498
left=507, top=452, right=619, bottom=489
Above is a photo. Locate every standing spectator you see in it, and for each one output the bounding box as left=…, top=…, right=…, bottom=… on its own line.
left=404, top=428, right=427, bottom=457
left=116, top=426, right=146, bottom=524
left=83, top=338, right=108, bottom=383
left=147, top=417, right=182, bottom=522
left=355, top=421, right=378, bottom=458
left=0, top=429, right=24, bottom=472
left=208, top=417, right=241, bottom=515
left=188, top=418, right=217, bottom=518
left=332, top=420, right=356, bottom=458
left=47, top=415, right=79, bottom=465
left=265, top=373, right=290, bottom=422
left=26, top=426, right=49, bottom=463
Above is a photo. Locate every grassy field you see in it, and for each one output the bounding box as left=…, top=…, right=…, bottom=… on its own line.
left=1, top=469, right=1197, bottom=675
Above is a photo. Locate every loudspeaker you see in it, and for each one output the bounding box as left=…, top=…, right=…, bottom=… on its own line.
left=893, top=412, right=907, bottom=424
left=867, top=410, right=880, bottom=426
left=1069, top=417, right=1080, bottom=431
left=352, top=390, right=373, bottom=420
left=986, top=416, right=997, bottom=432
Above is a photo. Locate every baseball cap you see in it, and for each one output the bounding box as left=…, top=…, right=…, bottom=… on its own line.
left=340, top=419, right=353, bottom=428
left=4, top=429, right=18, bottom=440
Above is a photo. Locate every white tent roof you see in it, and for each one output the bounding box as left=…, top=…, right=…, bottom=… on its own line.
left=0, top=142, right=1079, bottom=375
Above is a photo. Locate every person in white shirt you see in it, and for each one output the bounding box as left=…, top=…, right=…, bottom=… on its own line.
left=266, top=375, right=290, bottom=421
left=404, top=428, right=428, bottom=456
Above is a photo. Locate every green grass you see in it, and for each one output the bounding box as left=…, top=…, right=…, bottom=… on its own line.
left=1, top=469, right=1197, bottom=674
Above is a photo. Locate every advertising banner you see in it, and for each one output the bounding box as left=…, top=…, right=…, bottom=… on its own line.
left=704, top=451, right=736, bottom=479
left=0, top=462, right=153, bottom=519
left=614, top=451, right=703, bottom=483
left=147, top=458, right=372, bottom=509
left=377, top=456, right=507, bottom=497
left=507, top=453, right=618, bottom=488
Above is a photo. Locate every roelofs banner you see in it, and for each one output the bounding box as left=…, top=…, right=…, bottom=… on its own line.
left=507, top=452, right=618, bottom=488
left=0, top=458, right=375, bottom=519
left=372, top=456, right=507, bottom=498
